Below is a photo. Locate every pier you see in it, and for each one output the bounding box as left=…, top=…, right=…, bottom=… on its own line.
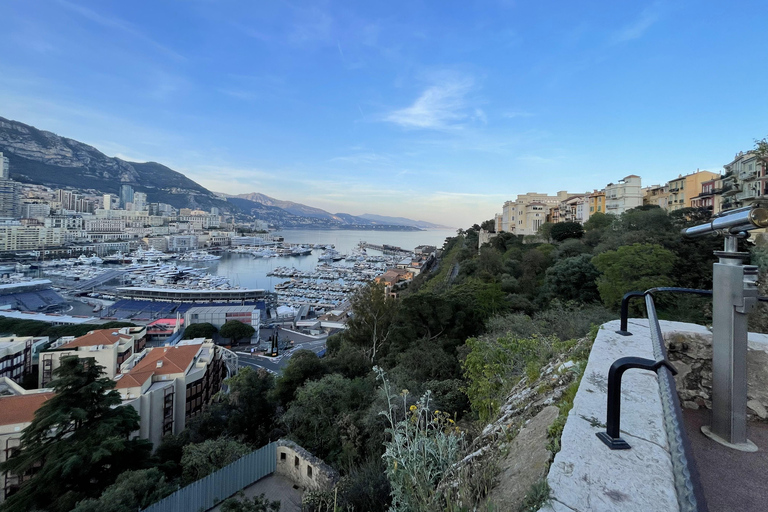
left=358, top=241, right=412, bottom=256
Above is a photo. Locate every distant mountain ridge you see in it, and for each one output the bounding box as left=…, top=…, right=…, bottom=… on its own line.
left=0, top=115, right=442, bottom=230
left=228, top=192, right=448, bottom=229
left=0, top=116, right=226, bottom=210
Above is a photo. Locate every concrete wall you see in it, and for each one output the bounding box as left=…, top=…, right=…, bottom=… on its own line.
left=275, top=439, right=338, bottom=492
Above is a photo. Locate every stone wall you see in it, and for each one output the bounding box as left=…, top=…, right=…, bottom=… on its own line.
left=665, top=326, right=768, bottom=420
left=275, top=439, right=339, bottom=492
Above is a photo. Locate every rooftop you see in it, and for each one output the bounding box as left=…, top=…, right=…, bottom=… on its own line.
left=115, top=344, right=202, bottom=389
left=58, top=329, right=132, bottom=349
left=0, top=393, right=54, bottom=426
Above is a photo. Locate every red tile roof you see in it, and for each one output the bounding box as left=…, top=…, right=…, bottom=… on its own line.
left=59, top=329, right=132, bottom=349
left=115, top=345, right=201, bottom=389
left=0, top=393, right=54, bottom=426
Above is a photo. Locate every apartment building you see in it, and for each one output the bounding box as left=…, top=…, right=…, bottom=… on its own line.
left=720, top=151, right=768, bottom=210
left=0, top=338, right=32, bottom=384
left=666, top=170, right=720, bottom=211
left=690, top=178, right=722, bottom=215
left=501, top=191, right=574, bottom=235
left=0, top=378, right=53, bottom=504
left=605, top=175, right=643, bottom=215
left=643, top=185, right=670, bottom=209
left=588, top=190, right=606, bottom=217
left=39, top=327, right=147, bottom=387
left=114, top=340, right=226, bottom=448
left=0, top=223, right=63, bottom=251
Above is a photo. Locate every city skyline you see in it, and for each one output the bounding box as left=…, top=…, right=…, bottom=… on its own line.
left=1, top=1, right=766, bottom=226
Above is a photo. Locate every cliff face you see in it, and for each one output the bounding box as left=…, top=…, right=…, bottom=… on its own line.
left=0, top=117, right=225, bottom=210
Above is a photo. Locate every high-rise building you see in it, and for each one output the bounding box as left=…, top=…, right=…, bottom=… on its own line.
left=0, top=153, right=8, bottom=180
left=0, top=181, right=21, bottom=219
left=119, top=184, right=134, bottom=210
left=103, top=194, right=117, bottom=210
left=132, top=192, right=147, bottom=212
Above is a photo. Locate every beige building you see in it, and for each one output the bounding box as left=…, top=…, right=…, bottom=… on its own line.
left=666, top=170, right=720, bottom=211
left=114, top=339, right=227, bottom=448
left=643, top=185, right=670, bottom=209
left=0, top=223, right=63, bottom=251
left=0, top=378, right=53, bottom=504
left=39, top=327, right=147, bottom=387
left=605, top=175, right=643, bottom=215
left=501, top=191, right=575, bottom=235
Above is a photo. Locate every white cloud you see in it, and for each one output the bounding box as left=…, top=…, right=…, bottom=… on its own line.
left=612, top=3, right=662, bottom=43
left=384, top=76, right=476, bottom=130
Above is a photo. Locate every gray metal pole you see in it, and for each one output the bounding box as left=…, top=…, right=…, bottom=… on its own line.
left=703, top=234, right=758, bottom=451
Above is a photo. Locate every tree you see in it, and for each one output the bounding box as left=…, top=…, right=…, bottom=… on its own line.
left=0, top=356, right=152, bottom=512
left=71, top=469, right=176, bottom=512
left=480, top=218, right=496, bottom=232
left=537, top=222, right=554, bottom=242
left=583, top=212, right=613, bottom=231
left=219, top=320, right=256, bottom=344
left=550, top=222, right=584, bottom=242
left=226, top=367, right=278, bottom=446
left=592, top=243, right=676, bottom=309
left=272, top=350, right=327, bottom=406
left=180, top=438, right=251, bottom=485
left=544, top=254, right=601, bottom=303
left=183, top=322, right=218, bottom=339
left=345, top=281, right=398, bottom=362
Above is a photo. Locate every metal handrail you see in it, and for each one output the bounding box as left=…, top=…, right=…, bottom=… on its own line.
left=644, top=293, right=709, bottom=512
left=616, top=288, right=713, bottom=336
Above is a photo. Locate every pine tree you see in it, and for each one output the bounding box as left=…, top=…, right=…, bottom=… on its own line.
left=0, top=356, right=152, bottom=512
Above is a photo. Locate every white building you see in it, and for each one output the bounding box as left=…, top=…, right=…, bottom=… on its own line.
left=605, top=175, right=643, bottom=215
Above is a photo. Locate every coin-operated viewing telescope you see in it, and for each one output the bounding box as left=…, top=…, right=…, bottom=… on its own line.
left=682, top=206, right=768, bottom=451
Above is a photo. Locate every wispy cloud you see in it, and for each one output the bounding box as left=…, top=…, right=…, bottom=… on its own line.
left=56, top=0, right=185, bottom=60
left=503, top=110, right=535, bottom=118
left=384, top=75, right=477, bottom=130
left=612, top=2, right=662, bottom=43
left=330, top=152, right=391, bottom=165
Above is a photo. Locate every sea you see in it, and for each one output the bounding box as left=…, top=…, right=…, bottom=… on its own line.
left=190, top=228, right=456, bottom=292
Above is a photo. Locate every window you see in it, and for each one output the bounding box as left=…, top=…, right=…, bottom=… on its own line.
left=280, top=452, right=286, bottom=461
left=307, top=466, right=313, bottom=478
left=295, top=456, right=299, bottom=467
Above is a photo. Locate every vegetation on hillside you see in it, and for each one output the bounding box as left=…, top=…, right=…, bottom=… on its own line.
left=5, top=205, right=748, bottom=512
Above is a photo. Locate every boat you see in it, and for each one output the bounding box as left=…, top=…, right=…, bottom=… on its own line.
left=178, top=251, right=222, bottom=262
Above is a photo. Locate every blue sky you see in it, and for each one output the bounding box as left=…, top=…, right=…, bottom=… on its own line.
left=1, top=1, right=766, bottom=227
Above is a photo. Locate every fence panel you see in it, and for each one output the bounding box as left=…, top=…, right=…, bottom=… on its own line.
left=141, top=442, right=277, bottom=512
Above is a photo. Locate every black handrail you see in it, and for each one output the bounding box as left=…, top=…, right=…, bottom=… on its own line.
left=597, top=356, right=677, bottom=450
left=617, top=287, right=713, bottom=336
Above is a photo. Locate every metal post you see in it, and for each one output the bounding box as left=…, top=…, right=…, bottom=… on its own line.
left=702, top=234, right=758, bottom=451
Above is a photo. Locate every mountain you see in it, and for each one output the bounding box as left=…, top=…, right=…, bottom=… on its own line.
left=358, top=213, right=452, bottom=229
left=0, top=116, right=227, bottom=210
left=231, top=192, right=443, bottom=229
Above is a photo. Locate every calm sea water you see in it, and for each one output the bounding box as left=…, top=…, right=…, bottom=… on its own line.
left=198, top=229, right=456, bottom=292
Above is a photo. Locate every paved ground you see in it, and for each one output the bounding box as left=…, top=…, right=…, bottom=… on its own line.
left=207, top=474, right=302, bottom=512
left=683, top=408, right=768, bottom=512
left=235, top=328, right=327, bottom=375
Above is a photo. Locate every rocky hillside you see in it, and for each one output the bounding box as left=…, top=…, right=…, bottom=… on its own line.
left=0, top=116, right=227, bottom=210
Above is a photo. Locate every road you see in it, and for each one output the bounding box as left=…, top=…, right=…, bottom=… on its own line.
left=234, top=328, right=328, bottom=375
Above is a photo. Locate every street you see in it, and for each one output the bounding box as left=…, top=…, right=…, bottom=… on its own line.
left=234, top=328, right=328, bottom=375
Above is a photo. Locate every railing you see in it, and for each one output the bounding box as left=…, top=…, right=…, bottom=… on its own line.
left=140, top=442, right=277, bottom=512
left=602, top=289, right=710, bottom=512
